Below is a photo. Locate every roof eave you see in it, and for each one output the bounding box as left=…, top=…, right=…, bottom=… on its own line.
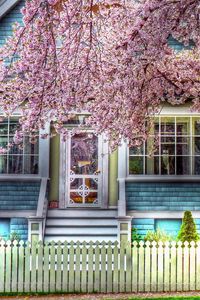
left=0, top=0, right=21, bottom=20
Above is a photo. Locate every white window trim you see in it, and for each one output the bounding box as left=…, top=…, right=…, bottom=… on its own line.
left=127, top=113, right=200, bottom=178
left=59, top=132, right=109, bottom=209
left=0, top=113, right=50, bottom=178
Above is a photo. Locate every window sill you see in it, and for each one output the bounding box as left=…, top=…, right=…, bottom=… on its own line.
left=0, top=174, right=42, bottom=181
left=125, top=175, right=200, bottom=182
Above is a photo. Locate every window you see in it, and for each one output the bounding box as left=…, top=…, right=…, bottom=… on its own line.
left=129, top=116, right=200, bottom=175
left=0, top=118, right=39, bottom=174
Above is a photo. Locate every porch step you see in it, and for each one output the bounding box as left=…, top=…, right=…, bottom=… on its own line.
left=44, top=208, right=118, bottom=242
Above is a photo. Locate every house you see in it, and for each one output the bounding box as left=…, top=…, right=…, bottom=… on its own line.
left=0, top=0, right=200, bottom=243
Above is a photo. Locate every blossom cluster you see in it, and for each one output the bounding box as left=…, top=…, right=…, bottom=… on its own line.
left=0, top=0, right=200, bottom=149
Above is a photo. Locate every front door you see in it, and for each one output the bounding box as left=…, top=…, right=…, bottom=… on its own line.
left=66, top=132, right=103, bottom=207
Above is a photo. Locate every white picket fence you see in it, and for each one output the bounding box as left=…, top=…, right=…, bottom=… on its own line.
left=0, top=240, right=200, bottom=293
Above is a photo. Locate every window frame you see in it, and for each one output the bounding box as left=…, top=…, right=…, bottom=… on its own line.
left=128, top=115, right=200, bottom=177
left=0, top=113, right=50, bottom=178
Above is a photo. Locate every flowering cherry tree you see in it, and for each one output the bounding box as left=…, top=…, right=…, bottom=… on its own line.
left=0, top=0, right=200, bottom=150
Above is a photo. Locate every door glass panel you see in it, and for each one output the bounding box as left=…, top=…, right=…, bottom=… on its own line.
left=69, top=132, right=100, bottom=205
left=71, top=133, right=98, bottom=175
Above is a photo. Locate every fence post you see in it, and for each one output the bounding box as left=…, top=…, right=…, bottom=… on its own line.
left=113, top=241, right=119, bottom=293
left=164, top=241, right=170, bottom=292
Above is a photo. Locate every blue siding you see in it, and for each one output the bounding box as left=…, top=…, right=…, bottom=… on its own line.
left=0, top=0, right=24, bottom=47
left=0, top=181, right=40, bottom=210
left=10, top=218, right=28, bottom=240
left=132, top=218, right=200, bottom=240
left=155, top=219, right=182, bottom=237
left=167, top=35, right=195, bottom=52
left=126, top=182, right=200, bottom=211
left=0, top=219, right=10, bottom=239
left=132, top=218, right=155, bottom=238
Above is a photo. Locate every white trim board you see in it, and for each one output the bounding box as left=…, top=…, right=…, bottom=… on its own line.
left=128, top=211, right=200, bottom=219
left=0, top=0, right=21, bottom=19
left=0, top=210, right=36, bottom=218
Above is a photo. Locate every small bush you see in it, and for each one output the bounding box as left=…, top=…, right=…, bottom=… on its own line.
left=177, top=211, right=199, bottom=242
left=10, top=231, right=21, bottom=242
left=131, top=227, right=141, bottom=242
left=144, top=228, right=173, bottom=242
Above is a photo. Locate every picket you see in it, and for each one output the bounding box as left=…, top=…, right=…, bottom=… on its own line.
left=56, top=242, right=62, bottom=292
left=43, top=242, right=50, bottom=292
left=1, top=240, right=200, bottom=294
left=189, top=242, right=196, bottom=291
left=113, top=241, right=119, bottom=293
left=69, top=241, right=75, bottom=293
left=88, top=241, right=94, bottom=293
left=5, top=241, right=11, bottom=293
left=107, top=241, right=113, bottom=293
left=31, top=242, right=37, bottom=292
left=62, top=242, right=68, bottom=292
left=144, top=241, right=151, bottom=292
left=11, top=240, right=18, bottom=292
left=132, top=241, right=138, bottom=292
left=24, top=242, right=31, bottom=292
left=177, top=241, right=183, bottom=291
left=75, top=242, right=81, bottom=293
left=170, top=241, right=177, bottom=292
left=81, top=242, right=87, bottom=293
left=196, top=242, right=200, bottom=290
left=157, top=242, right=164, bottom=292
left=151, top=241, right=157, bottom=292
left=94, top=241, right=100, bottom=293
left=18, top=240, right=24, bottom=293
left=37, top=241, right=43, bottom=292
left=164, top=241, right=170, bottom=292
left=183, top=241, right=189, bottom=291
left=138, top=241, right=145, bottom=292
left=0, top=240, right=5, bottom=292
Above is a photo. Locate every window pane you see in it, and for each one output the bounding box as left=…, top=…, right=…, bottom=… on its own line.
left=161, top=156, right=175, bottom=175
left=146, top=156, right=159, bottom=175
left=24, top=156, right=39, bottom=174
left=70, top=178, right=83, bottom=189
left=0, top=137, right=8, bottom=149
left=0, top=123, right=8, bottom=135
left=129, top=145, right=143, bottom=155
left=9, top=139, right=22, bottom=155
left=70, top=192, right=82, bottom=204
left=0, top=156, right=7, bottom=173
left=176, top=156, right=190, bottom=175
left=129, top=156, right=143, bottom=174
left=194, top=157, right=200, bottom=174
left=85, top=192, right=98, bottom=204
left=9, top=120, right=19, bottom=134
left=8, top=156, right=23, bottom=174
left=176, top=117, right=190, bottom=135
left=161, top=137, right=175, bottom=155
left=71, top=133, right=98, bottom=175
left=24, top=137, right=39, bottom=155
left=176, top=137, right=189, bottom=155
left=161, top=117, right=175, bottom=135
left=194, top=137, right=200, bottom=154
left=194, top=118, right=200, bottom=135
